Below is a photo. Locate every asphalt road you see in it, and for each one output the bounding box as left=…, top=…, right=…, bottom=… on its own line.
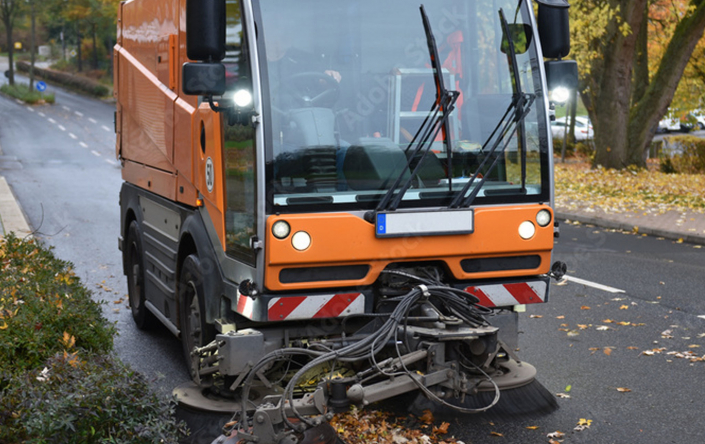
left=1, top=78, right=704, bottom=443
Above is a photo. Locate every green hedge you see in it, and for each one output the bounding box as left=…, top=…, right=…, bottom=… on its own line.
left=0, top=83, right=55, bottom=104
left=16, top=61, right=110, bottom=98
left=0, top=235, right=188, bottom=443
left=660, top=135, right=705, bottom=174
left=0, top=234, right=114, bottom=375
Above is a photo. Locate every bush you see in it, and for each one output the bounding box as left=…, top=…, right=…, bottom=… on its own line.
left=16, top=60, right=110, bottom=98
left=0, top=83, right=55, bottom=105
left=660, top=135, right=705, bottom=174
left=0, top=353, right=188, bottom=443
left=0, top=235, right=188, bottom=443
left=0, top=234, right=114, bottom=376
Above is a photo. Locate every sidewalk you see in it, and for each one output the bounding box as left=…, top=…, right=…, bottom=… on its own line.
left=555, top=204, right=705, bottom=245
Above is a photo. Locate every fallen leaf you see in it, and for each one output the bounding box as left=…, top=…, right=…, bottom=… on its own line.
left=577, top=324, right=589, bottom=330
left=489, top=431, right=503, bottom=437
left=419, top=410, right=434, bottom=424
left=547, top=431, right=565, bottom=439
left=556, top=316, right=565, bottom=319
left=525, top=426, right=539, bottom=430
left=616, top=387, right=631, bottom=392
left=602, top=319, right=614, bottom=323
left=556, top=393, right=571, bottom=398
left=529, top=315, right=543, bottom=318
left=596, top=325, right=610, bottom=331
left=627, top=346, right=639, bottom=350
left=619, top=305, right=629, bottom=310
left=565, top=385, right=572, bottom=392
left=617, top=321, right=631, bottom=326
left=581, top=306, right=591, bottom=310
left=603, top=348, right=612, bottom=356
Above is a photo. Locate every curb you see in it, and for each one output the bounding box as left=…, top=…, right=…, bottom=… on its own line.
left=555, top=211, right=705, bottom=246
left=0, top=176, right=32, bottom=238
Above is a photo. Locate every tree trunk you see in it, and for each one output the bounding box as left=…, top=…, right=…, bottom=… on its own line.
left=591, top=0, right=648, bottom=169
left=92, top=23, right=98, bottom=71
left=627, top=0, right=705, bottom=165
left=77, top=25, right=83, bottom=73
left=29, top=2, right=36, bottom=91
left=5, top=21, right=14, bottom=86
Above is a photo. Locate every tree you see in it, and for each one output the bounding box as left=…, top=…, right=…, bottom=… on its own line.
left=0, top=0, right=23, bottom=86
left=573, top=0, right=705, bottom=168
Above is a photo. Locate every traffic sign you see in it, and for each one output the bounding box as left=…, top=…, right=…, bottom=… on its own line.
left=36, top=81, right=47, bottom=92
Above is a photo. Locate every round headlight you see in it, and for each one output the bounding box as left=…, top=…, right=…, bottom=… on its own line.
left=536, top=209, right=552, bottom=227
left=291, top=231, right=312, bottom=251
left=518, top=221, right=536, bottom=240
left=551, top=86, right=570, bottom=104
left=233, top=89, right=253, bottom=108
left=272, top=220, right=291, bottom=239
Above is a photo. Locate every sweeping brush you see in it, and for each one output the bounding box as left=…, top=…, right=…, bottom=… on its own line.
left=408, top=377, right=558, bottom=419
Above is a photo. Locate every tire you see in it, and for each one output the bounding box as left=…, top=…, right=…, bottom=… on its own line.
left=179, top=254, right=216, bottom=381
left=125, top=221, right=158, bottom=329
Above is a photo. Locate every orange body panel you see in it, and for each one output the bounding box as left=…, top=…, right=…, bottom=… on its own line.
left=116, top=0, right=226, bottom=234
left=264, top=205, right=553, bottom=291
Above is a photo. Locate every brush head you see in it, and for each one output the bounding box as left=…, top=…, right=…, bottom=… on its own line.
left=409, top=378, right=559, bottom=419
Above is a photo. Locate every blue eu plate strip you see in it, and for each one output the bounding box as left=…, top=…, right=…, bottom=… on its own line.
left=376, top=213, right=386, bottom=235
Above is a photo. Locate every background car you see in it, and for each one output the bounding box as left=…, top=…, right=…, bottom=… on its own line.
left=551, top=115, right=594, bottom=141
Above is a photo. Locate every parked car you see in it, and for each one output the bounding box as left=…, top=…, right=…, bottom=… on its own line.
left=658, top=113, right=695, bottom=133
left=689, top=110, right=705, bottom=130
left=551, top=115, right=594, bottom=141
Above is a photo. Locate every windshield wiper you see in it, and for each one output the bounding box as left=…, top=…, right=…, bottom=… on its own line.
left=448, top=8, right=533, bottom=209
left=374, top=4, right=459, bottom=213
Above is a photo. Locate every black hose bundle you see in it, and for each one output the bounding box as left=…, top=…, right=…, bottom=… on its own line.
left=231, top=272, right=500, bottom=437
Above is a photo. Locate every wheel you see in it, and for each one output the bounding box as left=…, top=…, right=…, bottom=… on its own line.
left=179, top=254, right=216, bottom=382
left=125, top=221, right=158, bottom=329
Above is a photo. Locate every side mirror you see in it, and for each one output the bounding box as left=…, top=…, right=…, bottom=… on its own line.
left=183, top=0, right=227, bottom=97
left=501, top=24, right=533, bottom=55
left=186, top=0, right=226, bottom=62
left=537, top=0, right=571, bottom=59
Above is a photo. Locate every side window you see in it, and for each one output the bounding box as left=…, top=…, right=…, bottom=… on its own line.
left=224, top=0, right=257, bottom=265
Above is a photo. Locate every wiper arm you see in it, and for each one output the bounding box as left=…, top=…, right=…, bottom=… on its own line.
left=448, top=8, right=533, bottom=209
left=375, top=5, right=459, bottom=213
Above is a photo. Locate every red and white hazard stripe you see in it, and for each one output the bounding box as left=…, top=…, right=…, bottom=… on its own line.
left=465, top=281, right=547, bottom=307
left=236, top=293, right=255, bottom=319
left=268, top=293, right=364, bottom=321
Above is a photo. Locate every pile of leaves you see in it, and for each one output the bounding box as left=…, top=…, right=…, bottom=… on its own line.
left=660, top=135, right=705, bottom=174
left=554, top=162, right=705, bottom=215
left=331, top=408, right=459, bottom=444
left=0, top=234, right=188, bottom=443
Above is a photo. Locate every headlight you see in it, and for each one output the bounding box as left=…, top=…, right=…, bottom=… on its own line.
left=536, top=209, right=552, bottom=227
left=518, top=221, right=536, bottom=240
left=550, top=86, right=570, bottom=104
left=272, top=220, right=291, bottom=239
left=291, top=231, right=312, bottom=251
left=233, top=89, right=253, bottom=107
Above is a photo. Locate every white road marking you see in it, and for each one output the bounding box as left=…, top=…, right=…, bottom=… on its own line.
left=38, top=112, right=45, bottom=117
left=91, top=150, right=101, bottom=157
left=101, top=125, right=111, bottom=132
left=79, top=142, right=88, bottom=148
left=105, top=159, right=117, bottom=166
left=74, top=111, right=83, bottom=117
left=62, top=106, right=71, bottom=112
left=48, top=118, right=57, bottom=124
left=58, top=125, right=66, bottom=131
left=26, top=107, right=35, bottom=112
left=89, top=118, right=97, bottom=124
left=564, top=276, right=626, bottom=294
left=68, top=133, right=77, bottom=139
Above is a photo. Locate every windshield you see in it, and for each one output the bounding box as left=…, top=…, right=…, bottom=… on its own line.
left=257, top=0, right=549, bottom=213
